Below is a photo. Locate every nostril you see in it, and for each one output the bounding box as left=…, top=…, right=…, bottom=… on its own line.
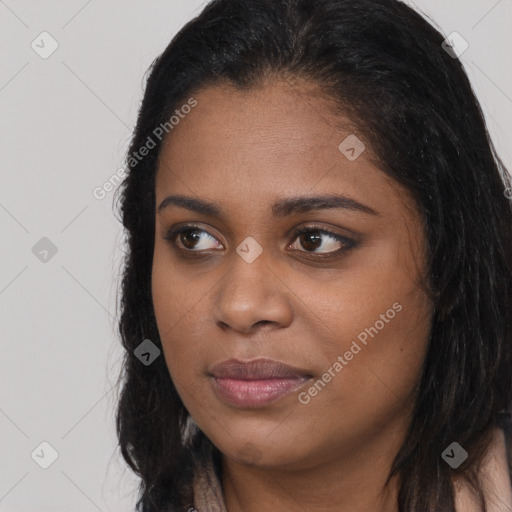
left=256, top=320, right=272, bottom=327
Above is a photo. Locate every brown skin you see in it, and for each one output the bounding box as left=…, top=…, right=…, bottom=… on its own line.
left=152, top=78, right=436, bottom=511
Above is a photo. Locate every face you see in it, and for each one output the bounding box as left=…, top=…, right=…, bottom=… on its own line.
left=152, top=79, right=434, bottom=471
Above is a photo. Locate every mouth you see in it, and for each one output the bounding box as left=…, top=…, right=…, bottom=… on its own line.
left=208, top=358, right=313, bottom=408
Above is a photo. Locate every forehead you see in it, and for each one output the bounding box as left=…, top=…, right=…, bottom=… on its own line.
left=154, top=80, right=410, bottom=219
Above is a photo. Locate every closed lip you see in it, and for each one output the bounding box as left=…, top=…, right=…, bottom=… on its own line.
left=209, top=358, right=313, bottom=380
left=208, top=358, right=314, bottom=408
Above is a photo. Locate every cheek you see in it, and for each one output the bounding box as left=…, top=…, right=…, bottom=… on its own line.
left=151, top=242, right=208, bottom=330
left=302, top=250, right=432, bottom=402
left=311, top=282, right=431, bottom=426
left=292, top=288, right=431, bottom=461
left=151, top=252, right=205, bottom=375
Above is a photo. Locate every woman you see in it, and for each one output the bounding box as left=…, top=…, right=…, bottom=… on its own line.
left=114, top=0, right=512, bottom=510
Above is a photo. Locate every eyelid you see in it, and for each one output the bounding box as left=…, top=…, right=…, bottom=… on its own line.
left=288, top=224, right=354, bottom=243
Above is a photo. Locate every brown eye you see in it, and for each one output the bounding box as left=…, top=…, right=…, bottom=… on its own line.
left=289, top=228, right=355, bottom=254
left=164, top=226, right=223, bottom=251
left=297, top=231, right=323, bottom=252
left=179, top=229, right=203, bottom=250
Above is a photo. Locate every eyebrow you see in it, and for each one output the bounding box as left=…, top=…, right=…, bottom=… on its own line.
left=157, top=194, right=379, bottom=217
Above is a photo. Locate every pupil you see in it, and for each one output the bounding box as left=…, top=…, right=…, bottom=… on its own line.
left=182, top=230, right=201, bottom=249
left=301, top=232, right=321, bottom=251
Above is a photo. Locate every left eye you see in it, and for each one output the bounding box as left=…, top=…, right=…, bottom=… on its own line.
left=288, top=228, right=351, bottom=254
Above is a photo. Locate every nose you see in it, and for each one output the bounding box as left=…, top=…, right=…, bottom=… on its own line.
left=212, top=251, right=293, bottom=335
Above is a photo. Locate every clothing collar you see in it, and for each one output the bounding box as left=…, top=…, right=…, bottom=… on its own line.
left=192, top=447, right=227, bottom=512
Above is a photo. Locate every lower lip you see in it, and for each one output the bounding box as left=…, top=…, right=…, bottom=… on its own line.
left=211, top=376, right=311, bottom=408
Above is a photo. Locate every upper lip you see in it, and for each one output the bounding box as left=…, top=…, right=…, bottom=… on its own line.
left=209, top=358, right=313, bottom=380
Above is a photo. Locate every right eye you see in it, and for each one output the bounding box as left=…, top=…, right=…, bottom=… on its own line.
left=163, top=224, right=224, bottom=252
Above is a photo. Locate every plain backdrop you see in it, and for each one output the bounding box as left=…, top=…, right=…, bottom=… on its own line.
left=0, top=1, right=510, bottom=511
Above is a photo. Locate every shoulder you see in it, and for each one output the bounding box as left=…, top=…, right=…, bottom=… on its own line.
left=454, top=426, right=512, bottom=512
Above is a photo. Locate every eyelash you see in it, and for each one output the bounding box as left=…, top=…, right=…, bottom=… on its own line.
left=163, top=223, right=356, bottom=258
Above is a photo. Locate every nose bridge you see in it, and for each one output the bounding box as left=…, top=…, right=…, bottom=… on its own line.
left=212, top=246, right=292, bottom=333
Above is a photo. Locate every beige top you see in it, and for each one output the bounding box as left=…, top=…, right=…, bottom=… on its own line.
left=192, top=425, right=512, bottom=511
left=192, top=454, right=227, bottom=512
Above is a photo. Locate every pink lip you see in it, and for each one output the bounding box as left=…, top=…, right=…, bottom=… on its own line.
left=209, top=358, right=312, bottom=408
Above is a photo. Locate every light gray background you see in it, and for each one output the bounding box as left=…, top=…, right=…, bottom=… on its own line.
left=0, top=1, right=510, bottom=511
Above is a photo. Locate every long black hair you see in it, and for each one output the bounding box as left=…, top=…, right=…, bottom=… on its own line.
left=114, top=0, right=512, bottom=510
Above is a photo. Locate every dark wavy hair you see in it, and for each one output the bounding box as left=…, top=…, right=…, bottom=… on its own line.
left=113, top=0, right=512, bottom=510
